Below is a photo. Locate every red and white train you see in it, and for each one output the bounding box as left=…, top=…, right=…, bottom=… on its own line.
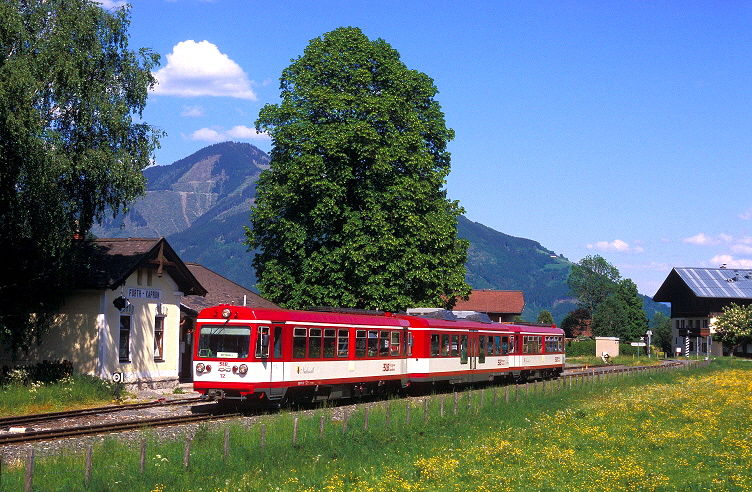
left=192, top=305, right=565, bottom=405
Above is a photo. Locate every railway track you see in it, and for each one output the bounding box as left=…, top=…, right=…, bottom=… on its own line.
left=0, top=396, right=203, bottom=429
left=0, top=412, right=238, bottom=446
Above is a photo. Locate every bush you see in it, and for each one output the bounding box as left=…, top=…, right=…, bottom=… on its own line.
left=566, top=339, right=596, bottom=357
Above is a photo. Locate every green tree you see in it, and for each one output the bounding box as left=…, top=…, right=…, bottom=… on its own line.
left=537, top=310, right=554, bottom=325
left=649, top=311, right=672, bottom=354
left=712, top=303, right=752, bottom=355
left=0, top=1, right=161, bottom=352
left=567, top=255, right=621, bottom=315
left=246, top=27, right=470, bottom=311
left=591, top=278, right=648, bottom=341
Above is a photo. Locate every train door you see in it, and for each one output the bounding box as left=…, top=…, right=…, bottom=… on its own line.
left=256, top=324, right=285, bottom=400
left=268, top=325, right=285, bottom=400
left=462, top=330, right=482, bottom=372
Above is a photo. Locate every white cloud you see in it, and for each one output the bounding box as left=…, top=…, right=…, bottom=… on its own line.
left=586, top=239, right=644, bottom=254
left=709, top=255, right=752, bottom=269
left=188, top=126, right=270, bottom=143
left=683, top=233, right=720, bottom=246
left=152, top=40, right=257, bottom=100
left=738, top=208, right=752, bottom=220
left=731, top=244, right=752, bottom=255
left=181, top=105, right=204, bottom=117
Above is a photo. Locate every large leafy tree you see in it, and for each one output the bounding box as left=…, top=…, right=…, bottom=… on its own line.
left=246, top=27, right=470, bottom=311
left=712, top=303, right=752, bottom=355
left=567, top=255, right=621, bottom=315
left=591, top=278, right=648, bottom=341
left=0, top=1, right=161, bottom=352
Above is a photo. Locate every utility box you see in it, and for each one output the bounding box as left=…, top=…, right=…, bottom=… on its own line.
left=595, top=337, right=620, bottom=358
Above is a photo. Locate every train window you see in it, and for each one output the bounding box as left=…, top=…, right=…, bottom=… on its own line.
left=523, top=335, right=542, bottom=354
left=379, top=331, right=390, bottom=357
left=500, top=336, right=508, bottom=355
left=509, top=336, right=515, bottom=354
left=390, top=331, right=401, bottom=356
left=407, top=332, right=413, bottom=357
left=430, top=334, right=440, bottom=357
left=368, top=330, right=378, bottom=357
left=274, top=327, right=283, bottom=358
left=293, top=327, right=307, bottom=359
left=486, top=336, right=493, bottom=356
left=478, top=336, right=486, bottom=363
left=323, top=329, right=336, bottom=358
left=255, top=326, right=270, bottom=358
left=198, top=325, right=251, bottom=359
left=451, top=335, right=459, bottom=357
left=492, top=336, right=500, bottom=356
left=309, top=328, right=323, bottom=358
left=441, top=334, right=450, bottom=357
left=338, top=329, right=349, bottom=357
left=355, top=330, right=367, bottom=357
left=460, top=335, right=468, bottom=364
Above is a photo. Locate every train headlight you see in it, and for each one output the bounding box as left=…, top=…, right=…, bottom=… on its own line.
left=195, top=363, right=205, bottom=374
left=221, top=308, right=231, bottom=319
left=238, top=364, right=248, bottom=375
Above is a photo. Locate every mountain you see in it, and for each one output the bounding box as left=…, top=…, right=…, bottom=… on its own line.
left=93, top=141, right=668, bottom=324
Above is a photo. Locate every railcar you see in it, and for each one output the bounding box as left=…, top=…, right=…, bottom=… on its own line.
left=192, top=305, right=564, bottom=406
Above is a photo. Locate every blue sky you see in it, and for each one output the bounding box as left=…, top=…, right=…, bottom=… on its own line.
left=103, top=0, right=752, bottom=297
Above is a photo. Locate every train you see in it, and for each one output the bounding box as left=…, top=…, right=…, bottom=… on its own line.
left=192, top=305, right=565, bottom=406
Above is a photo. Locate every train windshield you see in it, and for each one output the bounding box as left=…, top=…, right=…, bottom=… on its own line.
left=197, top=325, right=251, bottom=359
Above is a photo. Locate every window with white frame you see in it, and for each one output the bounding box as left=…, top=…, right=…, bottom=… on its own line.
left=119, top=315, right=131, bottom=362
left=154, top=315, right=165, bottom=362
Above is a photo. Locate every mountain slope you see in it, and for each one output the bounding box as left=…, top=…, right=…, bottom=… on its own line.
left=92, top=141, right=668, bottom=324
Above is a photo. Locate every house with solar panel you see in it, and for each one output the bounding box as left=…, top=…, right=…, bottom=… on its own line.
left=653, top=267, right=752, bottom=357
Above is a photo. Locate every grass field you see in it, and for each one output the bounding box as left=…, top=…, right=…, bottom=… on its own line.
left=2, top=359, right=751, bottom=491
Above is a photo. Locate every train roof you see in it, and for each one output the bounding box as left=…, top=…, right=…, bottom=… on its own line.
left=196, top=305, right=563, bottom=335
left=197, top=305, right=408, bottom=327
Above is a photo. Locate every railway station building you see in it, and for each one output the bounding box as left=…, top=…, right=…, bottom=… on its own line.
left=0, top=238, right=277, bottom=389
left=653, top=267, right=752, bottom=357
left=0, top=238, right=206, bottom=389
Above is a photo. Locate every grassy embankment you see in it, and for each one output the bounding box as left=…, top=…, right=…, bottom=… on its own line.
left=2, top=358, right=751, bottom=491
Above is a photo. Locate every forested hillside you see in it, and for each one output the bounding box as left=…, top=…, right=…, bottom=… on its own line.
left=92, top=141, right=667, bottom=323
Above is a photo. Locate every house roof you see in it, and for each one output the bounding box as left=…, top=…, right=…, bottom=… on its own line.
left=181, top=263, right=278, bottom=315
left=75, top=238, right=206, bottom=296
left=653, top=267, right=752, bottom=302
left=453, top=290, right=525, bottom=314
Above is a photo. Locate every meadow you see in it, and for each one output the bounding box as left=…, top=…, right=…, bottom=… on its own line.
left=1, top=359, right=750, bottom=491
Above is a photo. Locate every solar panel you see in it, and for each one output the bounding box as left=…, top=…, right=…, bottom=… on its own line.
left=676, top=267, right=752, bottom=299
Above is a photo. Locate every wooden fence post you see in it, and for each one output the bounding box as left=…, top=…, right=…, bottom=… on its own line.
left=85, top=444, right=93, bottom=485
left=293, top=417, right=299, bottom=444
left=424, top=398, right=429, bottom=423
left=320, top=415, right=326, bottom=437
left=224, top=427, right=230, bottom=458
left=183, top=434, right=191, bottom=468
left=140, top=438, right=146, bottom=473
left=343, top=409, right=349, bottom=433
left=440, top=395, right=445, bottom=418
left=453, top=391, right=458, bottom=415
left=406, top=401, right=411, bottom=425
left=364, top=407, right=369, bottom=431
left=261, top=424, right=266, bottom=449
left=24, top=448, right=34, bottom=492
left=386, top=403, right=391, bottom=428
